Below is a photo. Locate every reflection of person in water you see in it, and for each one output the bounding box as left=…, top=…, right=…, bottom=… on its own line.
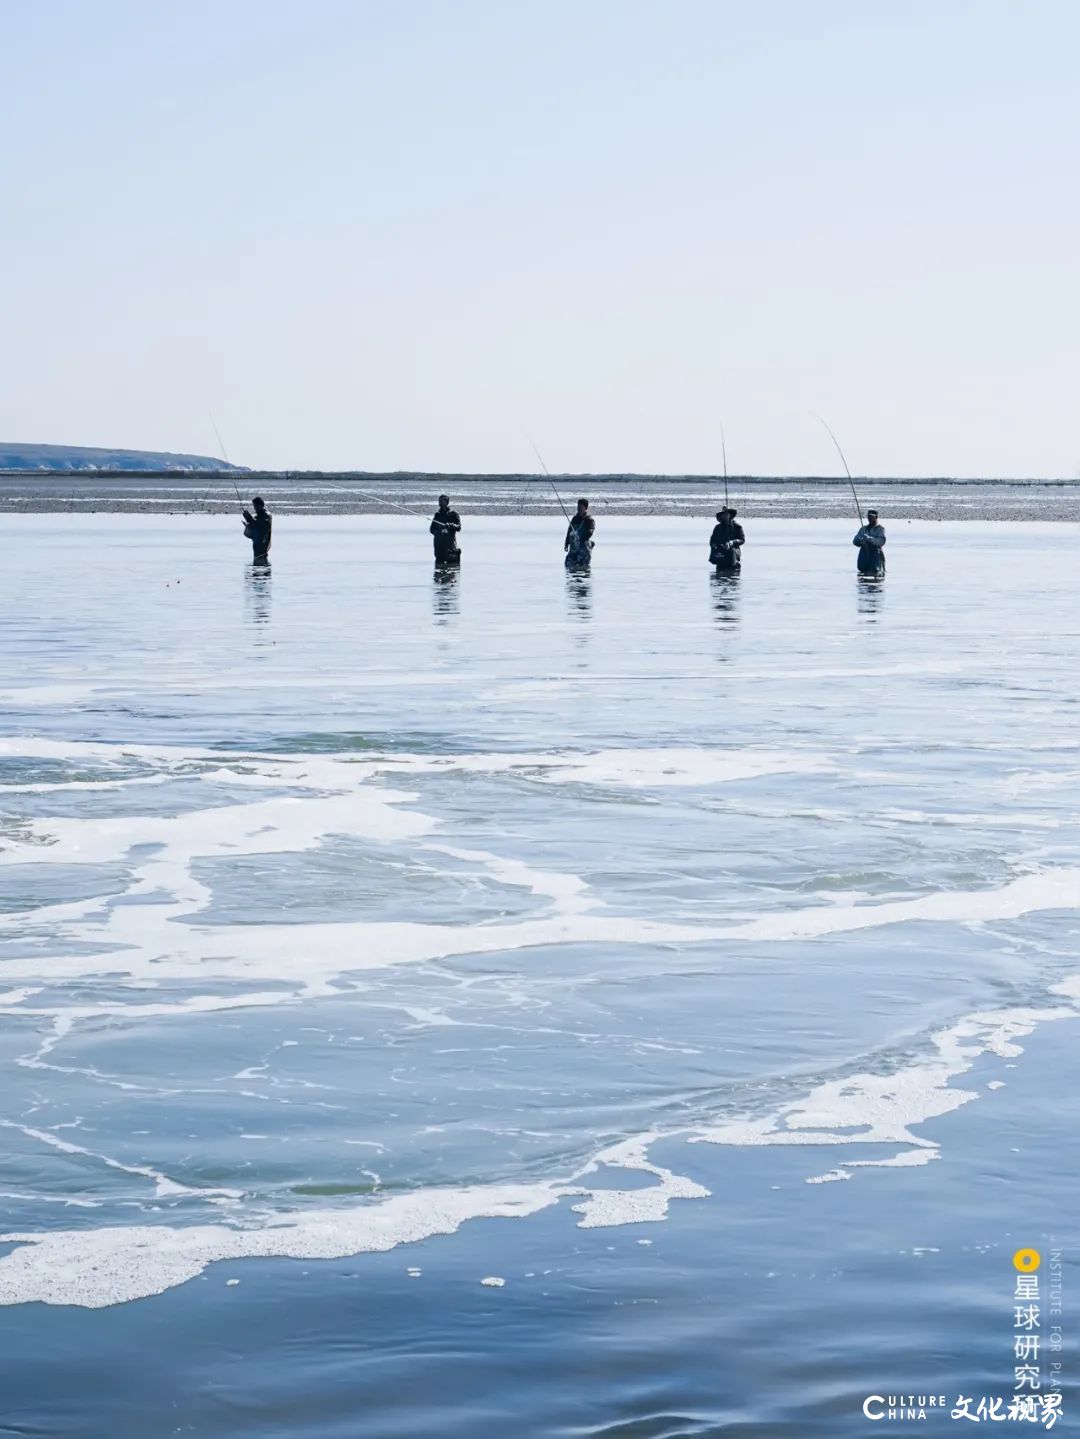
left=857, top=577, right=885, bottom=620
left=566, top=569, right=592, bottom=619
left=242, top=496, right=272, bottom=565
left=432, top=564, right=459, bottom=620
left=565, top=498, right=595, bottom=567
left=244, top=563, right=272, bottom=644
left=430, top=495, right=461, bottom=565
left=711, top=568, right=741, bottom=629
left=709, top=507, right=744, bottom=573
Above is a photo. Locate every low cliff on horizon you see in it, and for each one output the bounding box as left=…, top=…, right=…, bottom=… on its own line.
left=0, top=443, right=248, bottom=473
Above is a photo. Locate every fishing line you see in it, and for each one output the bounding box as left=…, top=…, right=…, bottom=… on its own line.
left=313, top=475, right=466, bottom=538
left=322, top=479, right=429, bottom=519
left=357, top=488, right=430, bottom=520
left=815, top=413, right=863, bottom=524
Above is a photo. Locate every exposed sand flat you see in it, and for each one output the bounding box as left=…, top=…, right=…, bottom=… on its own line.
left=0, top=474, right=1077, bottom=520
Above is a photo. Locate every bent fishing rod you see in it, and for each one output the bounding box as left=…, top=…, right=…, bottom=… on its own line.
left=815, top=414, right=863, bottom=525
left=526, top=436, right=572, bottom=523
left=200, top=412, right=243, bottom=507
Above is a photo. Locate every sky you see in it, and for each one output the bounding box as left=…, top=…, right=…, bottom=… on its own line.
left=1, top=0, right=1077, bottom=476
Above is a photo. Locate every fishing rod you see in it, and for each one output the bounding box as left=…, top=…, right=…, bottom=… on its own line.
left=199, top=467, right=243, bottom=509
left=518, top=434, right=533, bottom=513
left=210, top=411, right=230, bottom=466
left=815, top=414, right=863, bottom=524
left=201, top=412, right=244, bottom=507
left=210, top=412, right=244, bottom=504
left=346, top=484, right=430, bottom=520
left=526, top=436, right=571, bottom=522
left=720, top=423, right=729, bottom=511
left=313, top=474, right=465, bottom=532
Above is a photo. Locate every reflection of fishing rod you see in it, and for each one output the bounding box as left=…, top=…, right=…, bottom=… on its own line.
left=815, top=414, right=863, bottom=524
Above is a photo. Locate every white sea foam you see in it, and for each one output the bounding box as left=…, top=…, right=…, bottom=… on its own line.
left=2, top=732, right=1079, bottom=1012
left=0, top=988, right=42, bottom=1007
left=692, top=1000, right=1080, bottom=1165
left=0, top=1120, right=242, bottom=1202
left=849, top=1149, right=939, bottom=1170
left=806, top=1169, right=850, bottom=1184
left=6, top=977, right=1067, bottom=1309
left=535, top=747, right=830, bottom=788
left=0, top=1182, right=559, bottom=1307
left=569, top=1136, right=710, bottom=1227
left=723, top=867, right=1080, bottom=943
left=3, top=733, right=1079, bottom=1309
left=0, top=1141, right=710, bottom=1308
left=0, top=774, right=174, bottom=795
left=0, top=784, right=433, bottom=871
left=806, top=1150, right=938, bottom=1185
left=428, top=844, right=592, bottom=913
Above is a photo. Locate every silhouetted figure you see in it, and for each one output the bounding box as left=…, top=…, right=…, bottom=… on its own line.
left=430, top=495, right=461, bottom=565
left=565, top=498, right=595, bottom=568
left=709, top=507, right=745, bottom=572
left=242, top=496, right=272, bottom=565
left=853, top=509, right=886, bottom=576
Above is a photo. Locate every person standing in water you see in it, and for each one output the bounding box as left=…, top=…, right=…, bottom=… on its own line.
left=242, top=496, right=272, bottom=565
left=430, top=495, right=461, bottom=565
left=853, top=509, right=886, bottom=576
left=709, top=507, right=745, bottom=573
left=565, top=498, right=595, bottom=567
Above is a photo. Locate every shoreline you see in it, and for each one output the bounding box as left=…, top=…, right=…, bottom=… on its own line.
left=0, top=475, right=1076, bottom=522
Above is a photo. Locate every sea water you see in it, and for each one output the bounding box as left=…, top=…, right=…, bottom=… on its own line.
left=0, top=515, right=1076, bottom=1436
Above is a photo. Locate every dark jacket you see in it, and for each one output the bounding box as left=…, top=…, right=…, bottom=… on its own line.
left=565, top=513, right=595, bottom=553
left=430, top=509, right=461, bottom=558
left=243, top=508, right=272, bottom=557
left=853, top=523, right=886, bottom=573
left=710, top=520, right=742, bottom=558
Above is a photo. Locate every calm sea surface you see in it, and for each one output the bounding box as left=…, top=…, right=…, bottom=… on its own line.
left=0, top=515, right=1076, bottom=1437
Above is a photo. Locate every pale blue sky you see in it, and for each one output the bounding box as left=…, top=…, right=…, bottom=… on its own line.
left=1, top=0, right=1077, bottom=475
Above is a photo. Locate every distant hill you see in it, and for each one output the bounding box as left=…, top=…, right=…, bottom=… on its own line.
left=0, top=443, right=247, bottom=473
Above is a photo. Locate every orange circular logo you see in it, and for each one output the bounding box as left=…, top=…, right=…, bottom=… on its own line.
left=1013, top=1249, right=1041, bottom=1272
